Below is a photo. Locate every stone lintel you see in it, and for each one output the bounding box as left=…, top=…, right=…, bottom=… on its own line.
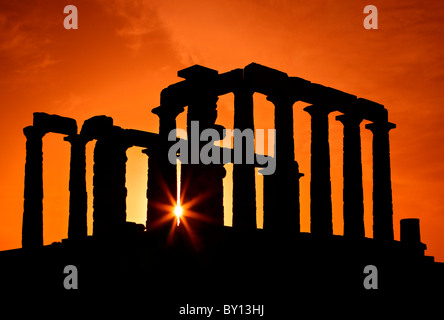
left=335, top=113, right=363, bottom=125
left=216, top=68, right=244, bottom=95
left=300, top=85, right=357, bottom=109
left=123, top=129, right=159, bottom=148
left=178, top=64, right=218, bottom=80
left=33, top=112, right=77, bottom=136
left=357, top=98, right=387, bottom=122
left=244, top=63, right=288, bottom=95
left=365, top=121, right=396, bottom=133
left=303, top=103, right=334, bottom=116
left=80, top=115, right=114, bottom=140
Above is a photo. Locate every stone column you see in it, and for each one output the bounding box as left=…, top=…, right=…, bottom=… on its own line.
left=263, top=161, right=302, bottom=233
left=92, top=126, right=128, bottom=237
left=146, top=105, right=181, bottom=229
left=365, top=121, right=396, bottom=242
left=400, top=218, right=421, bottom=245
left=268, top=95, right=296, bottom=167
left=181, top=92, right=225, bottom=229
left=400, top=218, right=426, bottom=257
left=232, top=87, right=256, bottom=230
left=336, top=114, right=365, bottom=239
left=64, top=134, right=88, bottom=240
left=144, top=145, right=177, bottom=229
left=22, top=126, right=45, bottom=248
left=263, top=94, right=302, bottom=233
left=304, top=104, right=333, bottom=237
left=152, top=104, right=183, bottom=139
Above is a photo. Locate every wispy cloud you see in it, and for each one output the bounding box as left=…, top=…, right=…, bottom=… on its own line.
left=0, top=5, right=59, bottom=76
left=96, top=0, right=161, bottom=53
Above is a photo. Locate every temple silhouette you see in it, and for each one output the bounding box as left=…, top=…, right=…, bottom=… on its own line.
left=1, top=63, right=443, bottom=315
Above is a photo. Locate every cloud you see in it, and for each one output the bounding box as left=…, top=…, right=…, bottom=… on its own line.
left=52, top=92, right=90, bottom=114
left=0, top=3, right=59, bottom=77
left=96, top=0, right=162, bottom=53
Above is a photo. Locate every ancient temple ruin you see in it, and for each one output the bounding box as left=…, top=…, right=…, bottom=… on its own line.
left=8, top=63, right=444, bottom=312
left=21, top=63, right=419, bottom=251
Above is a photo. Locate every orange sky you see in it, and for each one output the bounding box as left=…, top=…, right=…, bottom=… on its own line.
left=1, top=0, right=444, bottom=261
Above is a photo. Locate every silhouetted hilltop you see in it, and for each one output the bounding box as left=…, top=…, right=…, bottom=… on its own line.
left=1, top=64, right=443, bottom=316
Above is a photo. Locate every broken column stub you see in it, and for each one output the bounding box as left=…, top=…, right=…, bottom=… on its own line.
left=400, top=218, right=426, bottom=257
left=401, top=218, right=421, bottom=245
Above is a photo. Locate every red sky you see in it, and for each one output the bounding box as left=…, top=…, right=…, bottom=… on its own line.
left=1, top=0, right=444, bottom=261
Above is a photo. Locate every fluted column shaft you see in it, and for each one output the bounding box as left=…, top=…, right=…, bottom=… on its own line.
left=270, top=95, right=296, bottom=167
left=264, top=94, right=301, bottom=233
left=365, top=121, right=396, bottom=242
left=304, top=105, right=333, bottom=237
left=232, top=87, right=256, bottom=230
left=92, top=127, right=128, bottom=236
left=64, top=134, right=88, bottom=240
left=22, top=126, right=45, bottom=248
left=336, top=114, right=365, bottom=239
left=147, top=106, right=181, bottom=229
left=181, top=93, right=225, bottom=228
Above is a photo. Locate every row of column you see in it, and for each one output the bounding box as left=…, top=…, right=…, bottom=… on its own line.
left=230, top=94, right=395, bottom=242
left=22, top=122, right=158, bottom=248
left=304, top=104, right=395, bottom=241
left=22, top=103, right=395, bottom=248
left=22, top=128, right=89, bottom=248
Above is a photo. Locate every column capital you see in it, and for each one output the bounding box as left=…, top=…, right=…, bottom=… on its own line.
left=365, top=121, right=396, bottom=133
left=307, top=103, right=333, bottom=237
left=152, top=104, right=184, bottom=119
left=335, top=113, right=363, bottom=126
left=303, top=104, right=333, bottom=117
left=64, top=133, right=89, bottom=145
left=23, top=126, right=46, bottom=139
left=367, top=120, right=395, bottom=242
left=266, top=93, right=298, bottom=107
